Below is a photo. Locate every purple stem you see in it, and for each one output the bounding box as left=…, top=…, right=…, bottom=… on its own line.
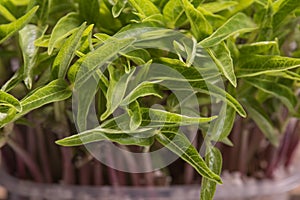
left=93, top=160, right=103, bottom=185
left=7, top=139, right=44, bottom=182
left=35, top=123, right=52, bottom=183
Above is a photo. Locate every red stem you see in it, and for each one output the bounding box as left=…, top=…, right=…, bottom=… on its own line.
left=7, top=139, right=44, bottom=182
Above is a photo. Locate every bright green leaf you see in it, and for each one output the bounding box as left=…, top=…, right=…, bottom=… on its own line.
left=52, top=23, right=86, bottom=79
left=200, top=147, right=222, bottom=200
left=207, top=42, right=236, bottom=87
left=241, top=97, right=279, bottom=146
left=19, top=24, right=44, bottom=89
left=0, top=6, right=38, bottom=44
left=199, top=12, right=257, bottom=48
left=48, top=12, right=81, bottom=54
left=156, top=130, right=222, bottom=184
left=0, top=91, right=22, bottom=112
left=244, top=78, right=297, bottom=111
left=236, top=55, right=300, bottom=77
left=56, top=127, right=155, bottom=147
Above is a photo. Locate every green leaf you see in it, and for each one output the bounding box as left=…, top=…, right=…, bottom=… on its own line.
left=127, top=101, right=142, bottom=130
left=100, top=67, right=136, bottom=121
left=239, top=41, right=279, bottom=55
left=78, top=0, right=100, bottom=24
left=0, top=108, right=16, bottom=130
left=156, top=130, right=222, bottom=184
left=52, top=23, right=86, bottom=79
left=181, top=0, right=213, bottom=41
left=18, top=79, right=72, bottom=117
left=199, top=12, right=257, bottom=48
left=0, top=4, right=16, bottom=21
left=1, top=68, right=24, bottom=92
left=112, top=0, right=128, bottom=18
left=31, top=0, right=51, bottom=23
left=193, top=83, right=247, bottom=118
left=78, top=24, right=94, bottom=54
left=120, top=48, right=151, bottom=65
left=163, top=0, right=186, bottom=28
left=48, top=12, right=81, bottom=54
left=127, top=0, right=161, bottom=20
left=141, top=108, right=217, bottom=126
left=200, top=147, right=222, bottom=200
left=0, top=6, right=38, bottom=44
left=244, top=78, right=297, bottom=111
left=0, top=91, right=22, bottom=112
left=207, top=42, right=236, bottom=87
left=273, top=0, right=300, bottom=30
left=121, top=81, right=163, bottom=106
left=19, top=24, right=44, bottom=89
left=267, top=71, right=300, bottom=82
left=56, top=127, right=155, bottom=147
left=74, top=37, right=136, bottom=88
left=236, top=55, right=300, bottom=77
left=101, top=107, right=217, bottom=130
left=210, top=103, right=236, bottom=141
left=201, top=1, right=238, bottom=13
left=241, top=97, right=279, bottom=146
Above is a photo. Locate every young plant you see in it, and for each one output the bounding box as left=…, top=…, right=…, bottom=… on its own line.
left=0, top=0, right=299, bottom=200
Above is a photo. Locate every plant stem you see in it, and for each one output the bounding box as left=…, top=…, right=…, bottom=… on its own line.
left=7, top=138, right=44, bottom=182
left=93, top=160, right=103, bottom=185
left=35, top=123, right=52, bottom=183
left=14, top=127, right=26, bottom=179
left=79, top=162, right=91, bottom=185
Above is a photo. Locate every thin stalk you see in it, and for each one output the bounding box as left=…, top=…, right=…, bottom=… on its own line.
left=26, top=114, right=37, bottom=163
left=118, top=145, right=140, bottom=186
left=35, top=123, right=52, bottom=183
left=228, top=116, right=243, bottom=171
left=79, top=163, right=91, bottom=185
left=143, top=146, right=154, bottom=186
left=54, top=102, right=75, bottom=185
left=7, top=138, right=44, bottom=182
left=106, top=146, right=119, bottom=186
left=14, top=127, right=26, bottom=179
left=93, top=160, right=103, bottom=185
left=238, top=129, right=249, bottom=175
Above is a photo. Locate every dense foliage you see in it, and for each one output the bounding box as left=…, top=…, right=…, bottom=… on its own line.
left=0, top=0, right=300, bottom=199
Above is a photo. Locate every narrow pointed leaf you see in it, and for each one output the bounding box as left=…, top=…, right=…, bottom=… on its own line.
left=127, top=0, right=161, bottom=19
left=48, top=12, right=81, bottom=54
left=0, top=4, right=16, bottom=21
left=121, top=81, right=163, bottom=106
left=181, top=0, right=212, bottom=41
left=56, top=127, right=155, bottom=147
left=207, top=42, right=236, bottom=87
left=210, top=103, right=236, bottom=141
left=199, top=13, right=257, bottom=48
left=0, top=6, right=38, bottom=44
left=142, top=108, right=217, bottom=126
left=101, top=68, right=136, bottom=120
left=193, top=83, right=247, bottom=118
left=112, top=0, right=128, bottom=18
left=127, top=101, right=142, bottom=130
left=244, top=78, right=297, bottom=111
left=19, top=24, right=43, bottom=89
left=52, top=23, right=86, bottom=79
left=0, top=91, right=22, bottom=112
left=74, top=37, right=136, bottom=88
left=156, top=130, right=222, bottom=184
left=19, top=79, right=72, bottom=116
left=273, top=0, right=300, bottom=30
left=241, top=97, right=279, bottom=146
left=200, top=147, right=222, bottom=200
left=236, top=55, right=300, bottom=77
